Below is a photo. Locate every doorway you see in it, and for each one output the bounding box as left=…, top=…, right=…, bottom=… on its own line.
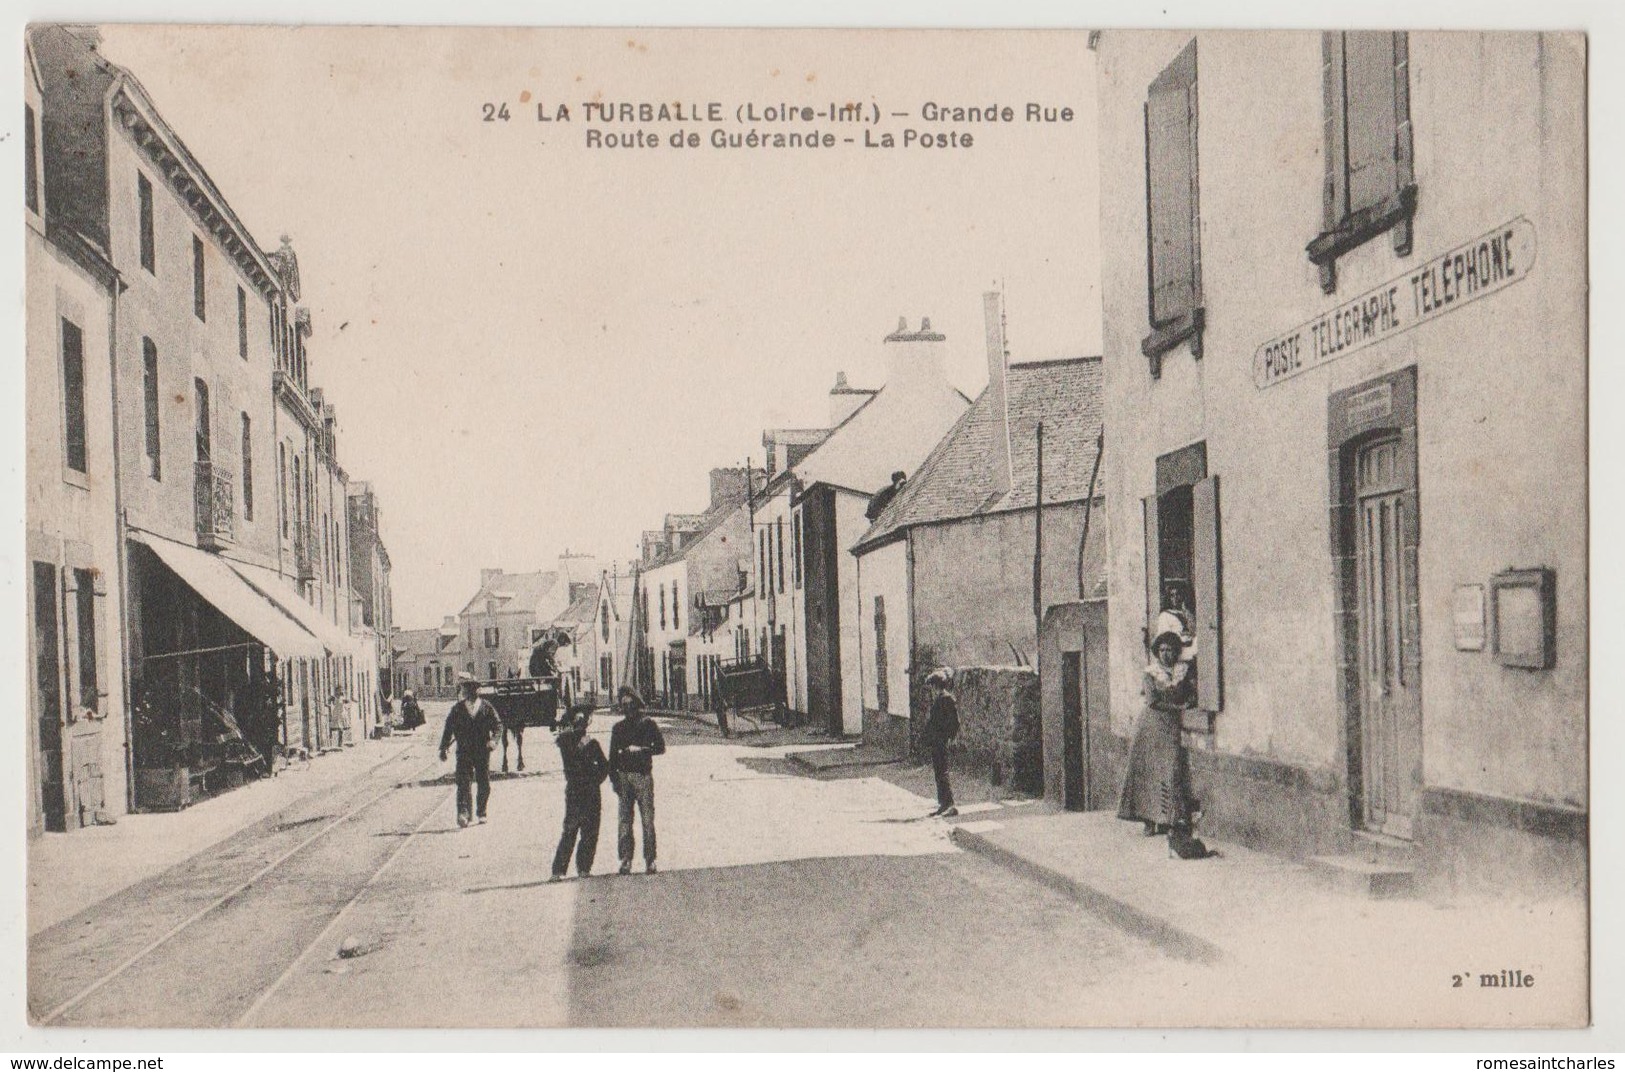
left=32, top=562, right=67, bottom=832
left=1061, top=651, right=1084, bottom=810
left=1353, top=436, right=1422, bottom=838
left=1329, top=367, right=1421, bottom=841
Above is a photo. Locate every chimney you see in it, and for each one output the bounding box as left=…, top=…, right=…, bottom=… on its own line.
left=983, top=292, right=1013, bottom=496
left=709, top=466, right=752, bottom=508
left=480, top=568, right=502, bottom=590
left=881, top=316, right=948, bottom=395
left=440, top=614, right=459, bottom=633
left=829, top=370, right=870, bottom=426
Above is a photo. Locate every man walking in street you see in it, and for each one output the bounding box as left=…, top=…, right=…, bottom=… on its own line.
left=609, top=686, right=666, bottom=874
left=440, top=673, right=503, bottom=827
left=923, top=668, right=960, bottom=818
left=550, top=703, right=609, bottom=881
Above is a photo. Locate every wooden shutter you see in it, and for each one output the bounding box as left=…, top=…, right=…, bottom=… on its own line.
left=1390, top=32, right=1414, bottom=256
left=1192, top=476, right=1223, bottom=712
left=1343, top=31, right=1398, bottom=216
left=1142, top=494, right=1161, bottom=649
left=1145, top=40, right=1198, bottom=326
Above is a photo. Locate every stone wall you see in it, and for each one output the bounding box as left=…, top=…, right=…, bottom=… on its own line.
left=915, top=666, right=1041, bottom=796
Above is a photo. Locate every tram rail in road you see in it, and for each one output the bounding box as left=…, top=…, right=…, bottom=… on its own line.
left=30, top=743, right=450, bottom=1028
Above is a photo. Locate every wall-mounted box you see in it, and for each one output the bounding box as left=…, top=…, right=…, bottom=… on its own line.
left=1490, top=568, right=1556, bottom=669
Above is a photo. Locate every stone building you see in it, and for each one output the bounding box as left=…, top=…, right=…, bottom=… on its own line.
left=752, top=319, right=971, bottom=735
left=25, top=39, right=128, bottom=833
left=32, top=25, right=341, bottom=810
left=347, top=481, right=394, bottom=726
left=1095, top=30, right=1586, bottom=895
left=853, top=299, right=1105, bottom=781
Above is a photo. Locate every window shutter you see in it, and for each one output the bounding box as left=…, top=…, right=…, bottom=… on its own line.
left=1320, top=33, right=1345, bottom=291
left=1390, top=32, right=1414, bottom=256
left=1142, top=494, right=1161, bottom=649
left=1343, top=31, right=1399, bottom=216
left=1145, top=46, right=1196, bottom=326
left=1192, top=475, right=1223, bottom=712
left=92, top=570, right=110, bottom=703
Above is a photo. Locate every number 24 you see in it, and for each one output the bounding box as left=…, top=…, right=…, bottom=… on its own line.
left=482, top=102, right=510, bottom=122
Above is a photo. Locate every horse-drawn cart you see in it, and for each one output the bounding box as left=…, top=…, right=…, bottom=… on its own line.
left=477, top=675, right=560, bottom=772
left=715, top=655, right=783, bottom=734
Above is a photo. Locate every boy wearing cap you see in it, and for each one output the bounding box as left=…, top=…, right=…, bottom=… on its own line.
left=550, top=704, right=609, bottom=881
left=922, top=669, right=960, bottom=817
left=440, top=675, right=503, bottom=827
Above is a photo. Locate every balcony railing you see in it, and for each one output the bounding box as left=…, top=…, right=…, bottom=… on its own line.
left=193, top=460, right=235, bottom=550
left=293, top=526, right=317, bottom=582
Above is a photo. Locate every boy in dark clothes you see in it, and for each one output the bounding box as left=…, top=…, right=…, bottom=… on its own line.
left=608, top=686, right=666, bottom=874
left=440, top=675, right=504, bottom=827
left=550, top=704, right=609, bottom=881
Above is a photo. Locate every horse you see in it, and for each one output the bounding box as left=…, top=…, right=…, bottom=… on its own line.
left=498, top=706, right=529, bottom=773
left=497, top=628, right=572, bottom=773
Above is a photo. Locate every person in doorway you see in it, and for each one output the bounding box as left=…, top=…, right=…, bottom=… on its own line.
left=328, top=688, right=347, bottom=749
left=609, top=686, right=665, bottom=874
left=1117, top=631, right=1219, bottom=859
left=1155, top=580, right=1197, bottom=660
left=922, top=668, right=960, bottom=818
left=550, top=703, right=609, bottom=881
left=240, top=664, right=281, bottom=778
left=440, top=674, right=503, bottom=827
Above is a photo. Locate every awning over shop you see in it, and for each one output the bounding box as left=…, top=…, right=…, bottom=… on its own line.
left=227, top=559, right=355, bottom=656
left=130, top=531, right=325, bottom=659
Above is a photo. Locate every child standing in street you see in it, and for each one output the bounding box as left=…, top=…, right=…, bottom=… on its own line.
left=550, top=703, right=609, bottom=881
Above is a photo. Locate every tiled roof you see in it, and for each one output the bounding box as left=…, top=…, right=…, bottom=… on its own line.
left=854, top=357, right=1104, bottom=552
left=792, top=373, right=969, bottom=496
left=643, top=498, right=745, bottom=570
left=457, top=570, right=559, bottom=617
left=554, top=586, right=601, bottom=626
left=391, top=628, right=441, bottom=658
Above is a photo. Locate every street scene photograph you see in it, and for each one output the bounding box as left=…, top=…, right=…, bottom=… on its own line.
left=18, top=23, right=1591, bottom=1033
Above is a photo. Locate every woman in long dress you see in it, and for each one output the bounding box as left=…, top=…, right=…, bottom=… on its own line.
left=1118, top=630, right=1195, bottom=837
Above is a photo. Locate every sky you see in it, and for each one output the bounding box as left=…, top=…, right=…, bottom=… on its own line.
left=95, top=26, right=1101, bottom=629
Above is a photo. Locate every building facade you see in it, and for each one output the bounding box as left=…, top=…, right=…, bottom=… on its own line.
left=765, top=318, right=972, bottom=735
left=25, top=41, right=128, bottom=833
left=854, top=338, right=1107, bottom=760
left=1096, top=31, right=1586, bottom=894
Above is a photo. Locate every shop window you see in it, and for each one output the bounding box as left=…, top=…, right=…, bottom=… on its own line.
left=1309, top=32, right=1415, bottom=292
left=1141, top=38, right=1203, bottom=371
left=138, top=173, right=155, bottom=274
left=1142, top=441, right=1223, bottom=713
left=61, top=318, right=87, bottom=474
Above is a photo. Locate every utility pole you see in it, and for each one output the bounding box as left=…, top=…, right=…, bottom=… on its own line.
left=1033, top=421, right=1045, bottom=651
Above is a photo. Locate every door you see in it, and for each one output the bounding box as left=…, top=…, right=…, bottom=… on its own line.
left=1353, top=438, right=1421, bottom=838
left=32, top=562, right=67, bottom=832
left=1061, top=651, right=1084, bottom=810
left=65, top=567, right=106, bottom=828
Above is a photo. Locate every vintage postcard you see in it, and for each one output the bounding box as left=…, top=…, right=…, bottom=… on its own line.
left=20, top=24, right=1589, bottom=1032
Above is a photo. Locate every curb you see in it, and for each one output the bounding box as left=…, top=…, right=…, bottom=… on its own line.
left=949, top=825, right=1225, bottom=966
